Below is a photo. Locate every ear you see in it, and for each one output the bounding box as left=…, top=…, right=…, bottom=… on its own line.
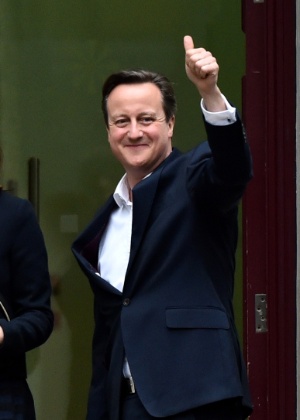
left=168, top=116, right=175, bottom=137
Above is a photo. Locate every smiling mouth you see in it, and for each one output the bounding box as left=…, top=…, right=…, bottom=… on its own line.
left=125, top=144, right=149, bottom=148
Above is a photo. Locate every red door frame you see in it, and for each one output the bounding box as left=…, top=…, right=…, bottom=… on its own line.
left=242, top=0, right=296, bottom=418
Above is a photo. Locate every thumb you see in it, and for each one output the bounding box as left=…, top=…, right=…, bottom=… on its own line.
left=183, top=35, right=194, bottom=51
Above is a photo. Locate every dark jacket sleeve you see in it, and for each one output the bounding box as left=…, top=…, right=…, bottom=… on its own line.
left=0, top=196, right=54, bottom=354
left=186, top=116, right=253, bottom=212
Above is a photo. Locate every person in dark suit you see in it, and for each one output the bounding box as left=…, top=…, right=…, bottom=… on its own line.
left=0, top=147, right=53, bottom=419
left=72, top=35, right=253, bottom=419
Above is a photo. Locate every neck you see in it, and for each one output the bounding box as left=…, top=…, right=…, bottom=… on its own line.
left=125, top=176, right=133, bottom=201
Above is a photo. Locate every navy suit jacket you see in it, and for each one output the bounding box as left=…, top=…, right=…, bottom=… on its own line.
left=72, top=117, right=253, bottom=419
left=0, top=190, right=53, bottom=380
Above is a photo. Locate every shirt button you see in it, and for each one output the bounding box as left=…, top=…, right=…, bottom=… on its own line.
left=123, top=298, right=130, bottom=306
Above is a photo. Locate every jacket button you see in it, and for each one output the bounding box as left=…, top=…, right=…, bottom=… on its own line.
left=123, top=298, right=130, bottom=306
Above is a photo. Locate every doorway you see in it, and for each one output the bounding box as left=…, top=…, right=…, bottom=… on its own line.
left=243, top=0, right=296, bottom=418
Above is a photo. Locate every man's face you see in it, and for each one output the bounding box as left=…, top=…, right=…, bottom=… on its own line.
left=106, top=82, right=174, bottom=184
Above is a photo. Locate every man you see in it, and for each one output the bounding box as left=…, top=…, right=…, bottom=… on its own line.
left=72, top=35, right=253, bottom=419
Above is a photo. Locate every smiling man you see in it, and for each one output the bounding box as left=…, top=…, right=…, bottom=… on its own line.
left=72, top=35, right=253, bottom=420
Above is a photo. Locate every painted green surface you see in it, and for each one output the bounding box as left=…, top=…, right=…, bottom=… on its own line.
left=0, top=2, right=244, bottom=418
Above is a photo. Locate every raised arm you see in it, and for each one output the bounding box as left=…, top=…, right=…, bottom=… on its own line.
left=184, top=35, right=226, bottom=113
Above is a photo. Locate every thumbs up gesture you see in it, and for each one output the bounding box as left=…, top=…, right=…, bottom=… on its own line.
left=184, top=35, right=225, bottom=111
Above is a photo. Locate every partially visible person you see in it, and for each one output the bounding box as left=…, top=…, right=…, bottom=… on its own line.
left=0, top=146, right=54, bottom=420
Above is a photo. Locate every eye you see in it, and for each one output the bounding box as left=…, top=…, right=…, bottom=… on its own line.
left=114, top=118, right=129, bottom=128
left=138, top=116, right=155, bottom=126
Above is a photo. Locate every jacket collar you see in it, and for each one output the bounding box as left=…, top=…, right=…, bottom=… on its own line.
left=126, top=148, right=180, bottom=277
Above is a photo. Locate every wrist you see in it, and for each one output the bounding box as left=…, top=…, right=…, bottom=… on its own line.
left=199, top=87, right=226, bottom=112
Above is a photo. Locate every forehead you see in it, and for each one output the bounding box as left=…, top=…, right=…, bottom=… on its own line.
left=106, top=82, right=163, bottom=115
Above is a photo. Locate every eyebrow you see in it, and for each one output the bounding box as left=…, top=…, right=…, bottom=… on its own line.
left=110, top=112, right=157, bottom=119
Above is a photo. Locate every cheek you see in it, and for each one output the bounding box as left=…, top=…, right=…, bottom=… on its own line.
left=108, top=131, right=122, bottom=146
left=107, top=135, right=118, bottom=153
left=148, top=127, right=165, bottom=140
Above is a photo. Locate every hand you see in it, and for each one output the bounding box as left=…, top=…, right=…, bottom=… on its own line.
left=184, top=35, right=226, bottom=111
left=0, top=326, right=4, bottom=344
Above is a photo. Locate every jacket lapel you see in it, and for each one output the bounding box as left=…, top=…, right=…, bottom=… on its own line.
left=72, top=196, right=122, bottom=295
left=126, top=149, right=180, bottom=279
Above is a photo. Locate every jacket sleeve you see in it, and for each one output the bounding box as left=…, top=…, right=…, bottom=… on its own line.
left=0, top=199, right=54, bottom=354
left=186, top=115, right=253, bottom=212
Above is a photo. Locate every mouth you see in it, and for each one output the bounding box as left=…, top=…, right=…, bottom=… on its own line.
left=125, top=143, right=149, bottom=149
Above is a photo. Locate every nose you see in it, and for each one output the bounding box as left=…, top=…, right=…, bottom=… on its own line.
left=127, top=121, right=143, bottom=140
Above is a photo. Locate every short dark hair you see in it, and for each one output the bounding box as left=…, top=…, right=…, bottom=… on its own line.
left=102, top=69, right=177, bottom=127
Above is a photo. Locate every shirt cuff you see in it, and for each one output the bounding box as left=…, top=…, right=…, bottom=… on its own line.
left=201, top=94, right=237, bottom=126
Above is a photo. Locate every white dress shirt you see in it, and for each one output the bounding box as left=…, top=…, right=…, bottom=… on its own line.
left=98, top=176, right=132, bottom=293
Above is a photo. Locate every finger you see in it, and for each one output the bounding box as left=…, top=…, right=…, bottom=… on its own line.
left=183, top=35, right=194, bottom=51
